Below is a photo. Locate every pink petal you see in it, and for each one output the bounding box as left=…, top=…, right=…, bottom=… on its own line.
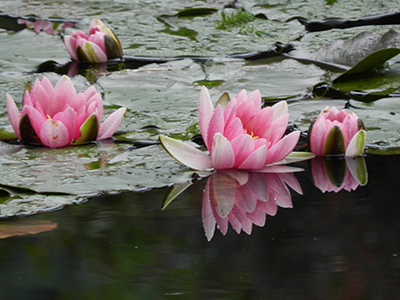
left=33, top=84, right=51, bottom=117
left=20, top=106, right=46, bottom=138
left=224, top=117, right=245, bottom=141
left=88, top=31, right=106, bottom=54
left=5, top=93, right=21, bottom=139
left=309, top=118, right=327, bottom=156
left=39, top=119, right=70, bottom=148
left=49, top=76, right=76, bottom=117
left=206, top=105, right=225, bottom=151
left=223, top=97, right=238, bottom=126
left=198, top=86, right=215, bottom=149
left=272, top=101, right=288, bottom=119
left=265, top=131, right=300, bottom=165
left=98, top=107, right=126, bottom=140
left=64, top=35, right=78, bottom=60
left=245, top=106, right=273, bottom=139
left=80, top=40, right=108, bottom=62
left=211, top=133, right=235, bottom=170
left=236, top=91, right=260, bottom=126
left=22, top=90, right=33, bottom=107
left=52, top=107, right=79, bottom=140
left=230, top=134, right=255, bottom=168
left=159, top=135, right=213, bottom=171
left=238, top=145, right=267, bottom=170
left=269, top=114, right=289, bottom=145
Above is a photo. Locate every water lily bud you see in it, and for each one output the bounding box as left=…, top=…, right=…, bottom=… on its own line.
left=64, top=19, right=123, bottom=63
left=308, top=107, right=366, bottom=157
left=6, top=75, right=126, bottom=148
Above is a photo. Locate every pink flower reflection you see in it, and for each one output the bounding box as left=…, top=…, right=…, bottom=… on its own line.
left=202, top=170, right=302, bottom=241
left=311, top=156, right=368, bottom=193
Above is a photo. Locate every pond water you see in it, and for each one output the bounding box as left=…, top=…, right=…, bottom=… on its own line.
left=1, top=0, right=400, bottom=299
left=1, top=155, right=400, bottom=299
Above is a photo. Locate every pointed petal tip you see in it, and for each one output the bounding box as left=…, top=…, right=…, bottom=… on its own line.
left=159, top=135, right=213, bottom=171
left=345, top=130, right=366, bottom=157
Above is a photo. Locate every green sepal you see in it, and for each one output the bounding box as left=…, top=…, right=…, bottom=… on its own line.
left=0, top=129, right=18, bottom=141
left=322, top=126, right=346, bottom=156
left=19, top=114, right=41, bottom=145
left=104, top=34, right=123, bottom=59
left=345, top=130, right=366, bottom=157
left=74, top=115, right=99, bottom=144
left=323, top=158, right=346, bottom=187
left=76, top=45, right=90, bottom=62
left=83, top=43, right=102, bottom=63
left=215, top=92, right=230, bottom=109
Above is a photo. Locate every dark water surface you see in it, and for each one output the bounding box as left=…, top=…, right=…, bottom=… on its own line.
left=0, top=155, right=399, bottom=300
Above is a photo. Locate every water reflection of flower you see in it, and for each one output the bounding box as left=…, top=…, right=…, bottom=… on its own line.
left=311, top=156, right=368, bottom=193
left=202, top=169, right=302, bottom=241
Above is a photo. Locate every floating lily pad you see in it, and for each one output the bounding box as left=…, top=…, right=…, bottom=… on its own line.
left=331, top=62, right=400, bottom=99
left=334, top=48, right=400, bottom=81
left=0, top=140, right=196, bottom=217
left=289, top=30, right=400, bottom=69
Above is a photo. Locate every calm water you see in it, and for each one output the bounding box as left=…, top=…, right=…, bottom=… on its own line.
left=0, top=155, right=399, bottom=300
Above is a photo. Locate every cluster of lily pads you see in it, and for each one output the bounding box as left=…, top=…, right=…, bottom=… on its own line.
left=4, top=19, right=366, bottom=164
left=0, top=13, right=382, bottom=237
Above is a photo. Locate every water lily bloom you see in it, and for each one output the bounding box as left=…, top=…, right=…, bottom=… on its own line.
left=6, top=75, right=126, bottom=148
left=309, top=107, right=366, bottom=156
left=160, top=86, right=305, bottom=171
left=202, top=170, right=302, bottom=241
left=64, top=19, right=122, bottom=63
left=311, top=156, right=368, bottom=193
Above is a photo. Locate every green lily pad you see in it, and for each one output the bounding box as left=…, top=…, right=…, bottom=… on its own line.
left=0, top=128, right=17, bottom=141
left=334, top=48, right=400, bottom=82
left=0, top=141, right=196, bottom=217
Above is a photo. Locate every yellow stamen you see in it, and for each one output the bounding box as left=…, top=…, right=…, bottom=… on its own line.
left=244, top=129, right=259, bottom=140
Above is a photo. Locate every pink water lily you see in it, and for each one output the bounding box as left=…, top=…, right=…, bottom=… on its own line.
left=160, top=86, right=306, bottom=171
left=202, top=170, right=302, bottom=241
left=64, top=19, right=122, bottom=63
left=6, top=75, right=126, bottom=148
left=309, top=107, right=366, bottom=156
left=311, top=156, right=368, bottom=193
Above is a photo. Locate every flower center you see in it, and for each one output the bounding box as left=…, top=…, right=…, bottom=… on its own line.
left=244, top=129, right=259, bottom=140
